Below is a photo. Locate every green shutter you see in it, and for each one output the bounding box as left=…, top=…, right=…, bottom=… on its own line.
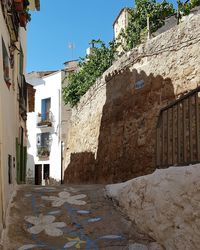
left=16, top=138, right=20, bottom=184
left=23, top=146, right=27, bottom=183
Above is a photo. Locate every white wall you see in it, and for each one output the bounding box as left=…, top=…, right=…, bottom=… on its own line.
left=27, top=71, right=62, bottom=183
left=106, top=164, right=200, bottom=250
left=0, top=2, right=26, bottom=231
left=0, top=3, right=27, bottom=234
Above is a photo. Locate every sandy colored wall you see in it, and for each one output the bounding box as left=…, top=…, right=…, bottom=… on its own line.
left=64, top=13, right=200, bottom=184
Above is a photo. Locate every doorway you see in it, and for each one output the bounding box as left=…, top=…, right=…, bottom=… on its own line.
left=43, top=164, right=50, bottom=180
left=35, top=164, right=42, bottom=185
left=41, top=98, right=51, bottom=121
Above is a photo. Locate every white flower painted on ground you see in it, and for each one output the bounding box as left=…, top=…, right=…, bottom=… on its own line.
left=25, top=214, right=66, bottom=237
left=18, top=244, right=43, bottom=250
left=42, top=191, right=87, bottom=207
left=77, top=210, right=90, bottom=215
left=87, top=217, right=102, bottom=223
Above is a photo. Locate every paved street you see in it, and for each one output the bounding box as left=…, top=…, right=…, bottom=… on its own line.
left=2, top=185, right=152, bottom=250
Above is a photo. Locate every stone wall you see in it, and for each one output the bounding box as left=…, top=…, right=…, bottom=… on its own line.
left=64, top=13, right=200, bottom=184
left=106, top=164, right=200, bottom=250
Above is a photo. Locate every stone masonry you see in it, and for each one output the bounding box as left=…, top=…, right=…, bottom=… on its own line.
left=64, top=13, right=200, bottom=184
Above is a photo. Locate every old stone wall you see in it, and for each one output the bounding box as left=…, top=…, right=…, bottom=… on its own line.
left=64, top=13, right=200, bottom=184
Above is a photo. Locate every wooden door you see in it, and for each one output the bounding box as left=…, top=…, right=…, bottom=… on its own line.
left=35, top=164, right=42, bottom=185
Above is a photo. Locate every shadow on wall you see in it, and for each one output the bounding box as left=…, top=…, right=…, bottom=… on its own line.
left=64, top=68, right=175, bottom=184
left=26, top=153, right=35, bottom=184
left=26, top=139, right=35, bottom=184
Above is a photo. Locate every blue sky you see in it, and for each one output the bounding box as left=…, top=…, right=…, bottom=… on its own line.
left=27, top=0, right=176, bottom=73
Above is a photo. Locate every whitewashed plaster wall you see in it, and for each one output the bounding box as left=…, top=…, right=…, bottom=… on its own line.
left=106, top=164, right=200, bottom=250
left=0, top=4, right=27, bottom=234
left=27, top=71, right=62, bottom=182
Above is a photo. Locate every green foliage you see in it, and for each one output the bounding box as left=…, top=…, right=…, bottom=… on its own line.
left=178, top=0, right=200, bottom=17
left=62, top=40, right=116, bottom=107
left=116, top=0, right=175, bottom=52
left=63, top=0, right=200, bottom=107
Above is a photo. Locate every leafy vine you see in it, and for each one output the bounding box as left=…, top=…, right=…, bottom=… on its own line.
left=62, top=0, right=200, bottom=107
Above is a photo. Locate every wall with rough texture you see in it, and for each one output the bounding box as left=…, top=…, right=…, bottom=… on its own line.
left=64, top=13, right=200, bottom=184
left=106, top=164, right=200, bottom=250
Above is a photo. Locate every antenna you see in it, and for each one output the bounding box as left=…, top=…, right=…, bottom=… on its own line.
left=68, top=42, right=75, bottom=59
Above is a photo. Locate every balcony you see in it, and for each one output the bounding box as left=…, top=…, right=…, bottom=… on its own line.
left=37, top=146, right=50, bottom=160
left=37, top=111, right=53, bottom=127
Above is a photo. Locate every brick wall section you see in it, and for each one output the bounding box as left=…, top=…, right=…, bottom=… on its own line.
left=64, top=13, right=200, bottom=184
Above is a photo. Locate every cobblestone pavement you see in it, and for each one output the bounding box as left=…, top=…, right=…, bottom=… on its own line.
left=2, top=185, right=152, bottom=250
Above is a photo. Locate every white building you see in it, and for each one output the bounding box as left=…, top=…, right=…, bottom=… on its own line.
left=0, top=0, right=39, bottom=236
left=26, top=71, right=63, bottom=185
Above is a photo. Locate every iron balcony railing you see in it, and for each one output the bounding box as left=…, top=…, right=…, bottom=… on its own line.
left=37, top=111, right=53, bottom=127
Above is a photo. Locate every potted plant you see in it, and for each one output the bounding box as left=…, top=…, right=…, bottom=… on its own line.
left=19, top=13, right=27, bottom=27
left=14, top=0, right=24, bottom=12
left=19, top=9, right=31, bottom=28
left=38, top=147, right=50, bottom=158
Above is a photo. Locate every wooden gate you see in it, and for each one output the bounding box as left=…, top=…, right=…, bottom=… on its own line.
left=156, top=86, right=200, bottom=168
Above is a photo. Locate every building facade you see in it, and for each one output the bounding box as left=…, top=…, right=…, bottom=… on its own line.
left=26, top=60, right=78, bottom=185
left=27, top=71, right=63, bottom=185
left=113, top=8, right=130, bottom=55
left=113, top=8, right=129, bottom=39
left=0, top=0, right=39, bottom=237
left=61, top=60, right=78, bottom=183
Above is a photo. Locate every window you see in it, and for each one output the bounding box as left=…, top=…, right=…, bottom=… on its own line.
left=2, top=38, right=10, bottom=86
left=8, top=155, right=12, bottom=184
left=37, top=133, right=51, bottom=147
left=37, top=133, right=51, bottom=158
left=43, top=164, right=50, bottom=181
left=41, top=98, right=51, bottom=121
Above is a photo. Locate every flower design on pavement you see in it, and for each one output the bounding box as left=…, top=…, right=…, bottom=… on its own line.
left=77, top=210, right=90, bottom=215
left=42, top=191, right=87, bottom=207
left=18, top=244, right=42, bottom=250
left=25, top=214, right=66, bottom=237
left=87, top=217, right=102, bottom=223
left=63, top=237, right=86, bottom=249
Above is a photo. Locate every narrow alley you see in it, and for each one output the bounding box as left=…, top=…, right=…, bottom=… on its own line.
left=1, top=0, right=200, bottom=249
left=2, top=185, right=153, bottom=250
